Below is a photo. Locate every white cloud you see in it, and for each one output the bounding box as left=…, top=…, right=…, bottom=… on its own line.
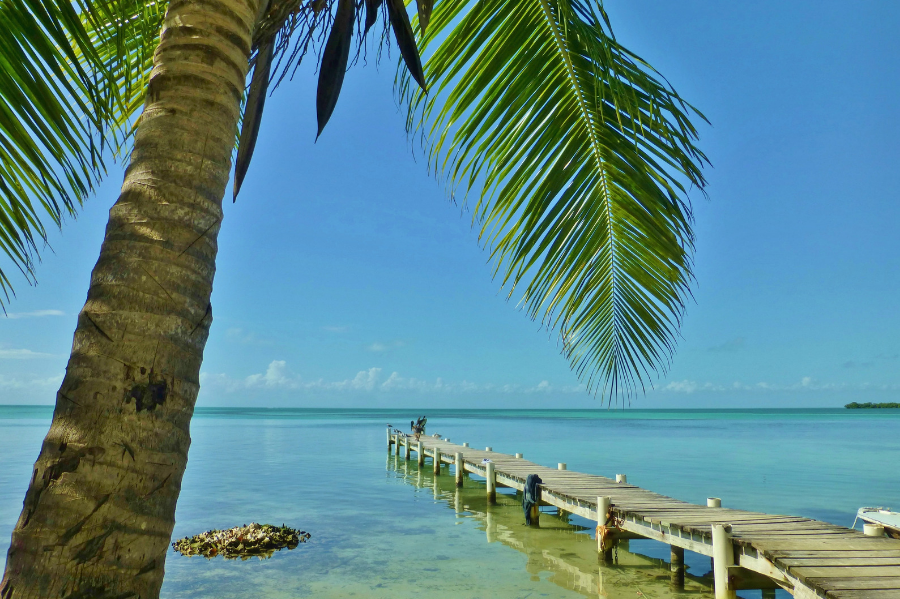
left=660, top=379, right=764, bottom=394
left=4, top=309, right=64, bottom=319
left=0, top=374, right=62, bottom=390
left=245, top=360, right=296, bottom=388
left=200, top=362, right=576, bottom=396
left=657, top=377, right=893, bottom=394
left=0, top=349, right=55, bottom=359
left=344, top=367, right=381, bottom=391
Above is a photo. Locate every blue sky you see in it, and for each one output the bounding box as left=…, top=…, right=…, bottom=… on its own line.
left=2, top=0, right=899, bottom=408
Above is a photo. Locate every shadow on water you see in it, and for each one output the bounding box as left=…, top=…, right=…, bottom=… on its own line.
left=385, top=453, right=747, bottom=599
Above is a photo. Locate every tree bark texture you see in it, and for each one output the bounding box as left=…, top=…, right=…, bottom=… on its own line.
left=1, top=0, right=260, bottom=595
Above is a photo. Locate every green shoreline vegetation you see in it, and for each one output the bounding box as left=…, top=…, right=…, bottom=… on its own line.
left=845, top=402, right=900, bottom=409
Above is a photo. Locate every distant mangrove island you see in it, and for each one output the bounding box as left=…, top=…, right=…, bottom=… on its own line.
left=845, top=402, right=900, bottom=409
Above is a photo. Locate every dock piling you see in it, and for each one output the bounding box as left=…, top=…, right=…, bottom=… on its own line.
left=670, top=546, right=685, bottom=588
left=486, top=461, right=496, bottom=504
left=386, top=430, right=900, bottom=599
left=712, top=524, right=736, bottom=599
left=433, top=448, right=441, bottom=475
left=597, top=496, right=613, bottom=562
left=394, top=434, right=400, bottom=456
left=463, top=442, right=469, bottom=447
left=404, top=437, right=410, bottom=460
left=386, top=427, right=392, bottom=450
left=486, top=446, right=492, bottom=452
left=558, top=463, right=567, bottom=470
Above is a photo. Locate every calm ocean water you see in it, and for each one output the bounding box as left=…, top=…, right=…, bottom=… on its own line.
left=2, top=407, right=899, bottom=598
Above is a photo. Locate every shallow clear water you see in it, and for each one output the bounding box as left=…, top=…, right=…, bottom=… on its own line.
left=2, top=407, right=899, bottom=598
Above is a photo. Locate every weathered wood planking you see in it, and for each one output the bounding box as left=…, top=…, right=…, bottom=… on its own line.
left=392, top=433, right=900, bottom=598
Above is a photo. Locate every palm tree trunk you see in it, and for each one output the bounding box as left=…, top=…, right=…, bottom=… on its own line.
left=1, top=0, right=260, bottom=595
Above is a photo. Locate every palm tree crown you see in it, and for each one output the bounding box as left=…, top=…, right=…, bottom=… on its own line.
left=0, top=0, right=707, bottom=397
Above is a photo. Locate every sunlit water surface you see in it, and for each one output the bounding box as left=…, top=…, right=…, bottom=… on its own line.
left=2, top=407, right=899, bottom=598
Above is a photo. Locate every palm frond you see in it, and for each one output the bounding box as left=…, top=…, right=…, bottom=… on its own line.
left=399, top=0, right=710, bottom=402
left=0, top=0, right=164, bottom=306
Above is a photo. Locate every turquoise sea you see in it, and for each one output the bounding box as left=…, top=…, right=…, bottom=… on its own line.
left=2, top=407, right=899, bottom=598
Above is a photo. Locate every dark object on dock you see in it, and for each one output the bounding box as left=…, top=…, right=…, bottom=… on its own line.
left=172, top=523, right=310, bottom=559
left=523, top=474, right=542, bottom=525
left=412, top=415, right=427, bottom=439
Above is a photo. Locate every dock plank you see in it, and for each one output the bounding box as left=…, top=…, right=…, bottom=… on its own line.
left=395, top=433, right=900, bottom=598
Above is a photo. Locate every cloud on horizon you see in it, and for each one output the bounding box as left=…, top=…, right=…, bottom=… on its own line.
left=201, top=361, right=582, bottom=396
left=0, top=373, right=62, bottom=390
left=0, top=348, right=55, bottom=359
left=658, top=376, right=900, bottom=394
left=4, top=309, right=64, bottom=319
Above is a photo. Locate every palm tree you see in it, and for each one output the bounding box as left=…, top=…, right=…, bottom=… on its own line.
left=0, top=0, right=708, bottom=595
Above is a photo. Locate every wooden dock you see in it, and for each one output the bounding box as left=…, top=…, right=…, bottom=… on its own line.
left=389, top=430, right=900, bottom=599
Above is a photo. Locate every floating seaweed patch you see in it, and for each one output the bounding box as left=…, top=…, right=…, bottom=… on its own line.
left=172, top=523, right=310, bottom=560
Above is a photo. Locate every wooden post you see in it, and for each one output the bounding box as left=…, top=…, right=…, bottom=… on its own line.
left=597, top=496, right=612, bottom=562
left=404, top=437, right=410, bottom=460
left=515, top=453, right=523, bottom=459
left=864, top=523, right=885, bottom=537
left=558, top=463, right=567, bottom=470
left=387, top=427, right=392, bottom=450
left=615, top=474, right=627, bottom=483
left=670, top=545, right=685, bottom=588
left=433, top=448, right=441, bottom=475
left=486, top=461, right=496, bottom=504
left=394, top=434, right=400, bottom=456
left=455, top=453, right=464, bottom=487
left=463, top=442, right=469, bottom=447
left=712, top=524, right=736, bottom=599
left=485, top=446, right=492, bottom=451
left=417, top=441, right=424, bottom=467
left=708, top=497, right=721, bottom=508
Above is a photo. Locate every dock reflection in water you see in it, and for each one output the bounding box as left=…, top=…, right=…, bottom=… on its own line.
left=386, top=454, right=730, bottom=599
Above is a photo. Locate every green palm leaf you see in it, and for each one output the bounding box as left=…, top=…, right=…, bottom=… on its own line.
left=0, top=0, right=164, bottom=305
left=399, top=0, right=710, bottom=401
